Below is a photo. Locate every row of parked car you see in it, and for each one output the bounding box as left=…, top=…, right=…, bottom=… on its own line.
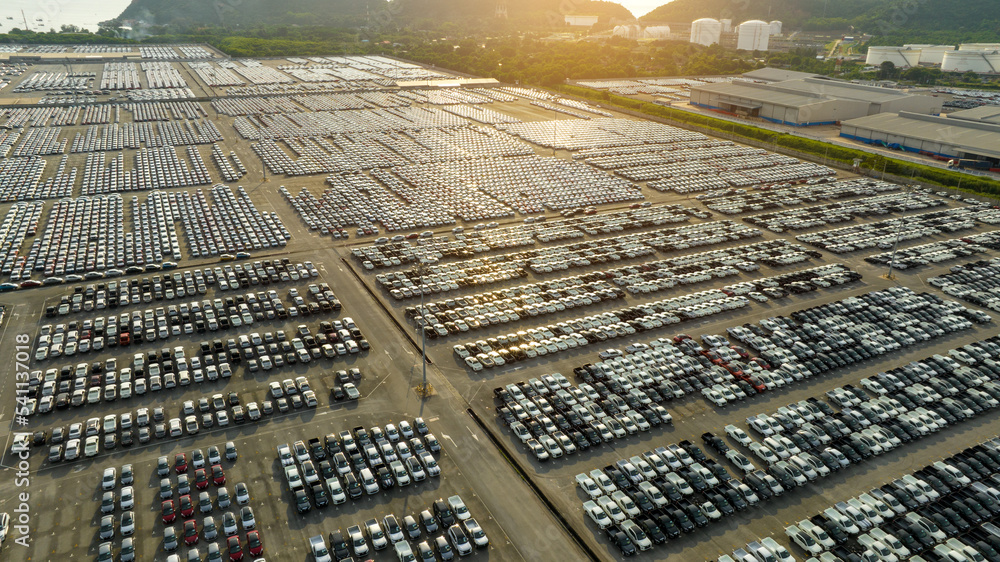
left=277, top=419, right=440, bottom=511
left=309, top=495, right=488, bottom=561
left=930, top=258, right=1000, bottom=312
left=784, top=437, right=1000, bottom=562
left=865, top=233, right=1000, bottom=270
left=719, top=287, right=988, bottom=397
left=36, top=279, right=339, bottom=362
left=730, top=348, right=1000, bottom=489
left=38, top=388, right=273, bottom=462
left=741, top=190, right=946, bottom=233
left=96, top=463, right=139, bottom=561
left=408, top=238, right=815, bottom=341
left=796, top=205, right=1000, bottom=254
left=45, top=260, right=321, bottom=317
left=579, top=439, right=748, bottom=556
left=154, top=446, right=266, bottom=561
left=552, top=268, right=857, bottom=410
left=496, top=370, right=674, bottom=462
left=353, top=203, right=696, bottom=268
left=373, top=219, right=762, bottom=301
left=701, top=337, right=1000, bottom=562
left=459, top=289, right=754, bottom=371
left=698, top=178, right=900, bottom=215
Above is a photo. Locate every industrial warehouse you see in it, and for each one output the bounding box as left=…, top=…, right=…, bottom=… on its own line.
left=689, top=77, right=943, bottom=126
left=840, top=110, right=1000, bottom=165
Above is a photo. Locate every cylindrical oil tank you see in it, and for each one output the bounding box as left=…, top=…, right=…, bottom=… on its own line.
left=959, top=43, right=1000, bottom=51
left=866, top=46, right=920, bottom=67
left=736, top=20, right=770, bottom=51
left=643, top=26, right=671, bottom=40
left=942, top=51, right=997, bottom=73
left=690, top=18, right=722, bottom=47
left=913, top=45, right=954, bottom=65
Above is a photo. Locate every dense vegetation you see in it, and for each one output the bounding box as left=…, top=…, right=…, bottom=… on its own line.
left=402, top=38, right=755, bottom=85
left=117, top=0, right=634, bottom=33
left=642, top=0, right=1000, bottom=36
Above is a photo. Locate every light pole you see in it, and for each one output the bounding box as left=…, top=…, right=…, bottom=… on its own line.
left=885, top=182, right=914, bottom=281
left=415, top=261, right=429, bottom=396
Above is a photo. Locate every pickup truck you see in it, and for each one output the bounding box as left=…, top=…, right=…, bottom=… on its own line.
left=308, top=437, right=325, bottom=460
left=285, top=465, right=304, bottom=491
left=309, top=534, right=332, bottom=562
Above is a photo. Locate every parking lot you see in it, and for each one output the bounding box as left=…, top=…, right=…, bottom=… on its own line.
left=2, top=47, right=1000, bottom=562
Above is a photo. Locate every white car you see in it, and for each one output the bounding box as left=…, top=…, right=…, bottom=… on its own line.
left=575, top=474, right=602, bottom=499
left=726, top=450, right=756, bottom=474
left=102, top=467, right=117, bottom=490
left=277, top=444, right=294, bottom=466
left=725, top=424, right=753, bottom=446
left=584, top=500, right=612, bottom=529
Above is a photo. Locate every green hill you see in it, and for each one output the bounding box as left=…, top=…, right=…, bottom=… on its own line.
left=118, top=0, right=635, bottom=30
left=640, top=0, right=1000, bottom=35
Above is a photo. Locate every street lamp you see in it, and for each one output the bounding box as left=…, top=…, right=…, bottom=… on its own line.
left=415, top=261, right=429, bottom=396
left=885, top=182, right=914, bottom=281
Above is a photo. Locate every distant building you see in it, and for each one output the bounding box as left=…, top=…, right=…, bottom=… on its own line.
left=841, top=111, right=1000, bottom=163
left=564, top=15, right=599, bottom=27
left=690, top=77, right=942, bottom=126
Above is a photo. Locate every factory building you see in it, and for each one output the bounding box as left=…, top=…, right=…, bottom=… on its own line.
left=689, top=77, right=942, bottom=126
left=841, top=111, right=1000, bottom=164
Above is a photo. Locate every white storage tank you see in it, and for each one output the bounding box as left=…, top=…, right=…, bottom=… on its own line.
left=942, top=50, right=1000, bottom=73
left=643, top=25, right=671, bottom=40
left=769, top=20, right=782, bottom=36
left=736, top=20, right=770, bottom=51
left=613, top=25, right=641, bottom=39
left=865, top=46, right=921, bottom=68
left=690, top=18, right=722, bottom=46
left=915, top=45, right=955, bottom=65
left=959, top=43, right=1000, bottom=51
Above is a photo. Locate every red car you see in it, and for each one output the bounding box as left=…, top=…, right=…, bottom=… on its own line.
left=161, top=499, right=176, bottom=524
left=179, top=494, right=194, bottom=518
left=702, top=350, right=725, bottom=365
left=195, top=468, right=209, bottom=490
left=227, top=535, right=244, bottom=560
left=183, top=519, right=199, bottom=545
left=212, top=464, right=226, bottom=486
left=730, top=345, right=750, bottom=359
left=744, top=376, right=767, bottom=393
left=247, top=530, right=263, bottom=556
left=175, top=453, right=188, bottom=473
left=673, top=334, right=691, bottom=343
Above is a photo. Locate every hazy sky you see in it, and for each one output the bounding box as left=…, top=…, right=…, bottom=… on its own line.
left=617, top=0, right=671, bottom=18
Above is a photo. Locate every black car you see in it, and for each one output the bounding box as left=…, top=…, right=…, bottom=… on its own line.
left=667, top=507, right=695, bottom=533
left=606, top=529, right=636, bottom=557
left=329, top=530, right=351, bottom=561
left=310, top=483, right=329, bottom=508
left=655, top=513, right=681, bottom=538
left=294, top=489, right=311, bottom=513
left=637, top=517, right=666, bottom=545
